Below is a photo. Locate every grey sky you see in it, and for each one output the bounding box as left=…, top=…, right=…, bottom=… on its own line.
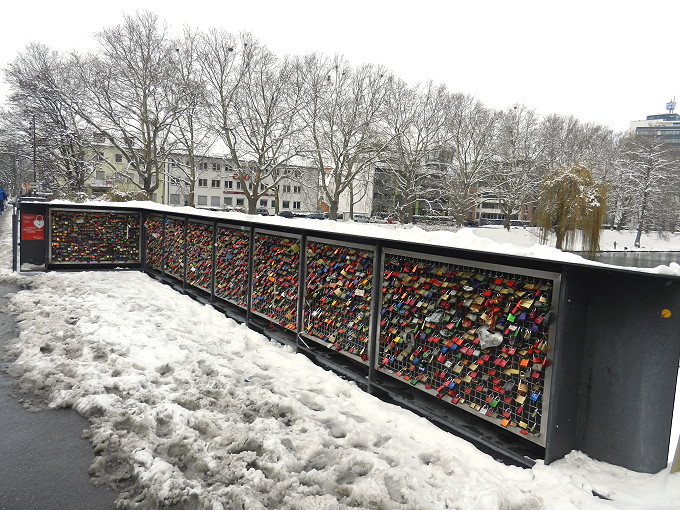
left=2, top=0, right=678, bottom=132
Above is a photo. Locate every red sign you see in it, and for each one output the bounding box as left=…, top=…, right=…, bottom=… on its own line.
left=21, top=214, right=45, bottom=241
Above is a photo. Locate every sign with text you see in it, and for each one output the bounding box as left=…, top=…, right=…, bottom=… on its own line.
left=21, top=214, right=45, bottom=241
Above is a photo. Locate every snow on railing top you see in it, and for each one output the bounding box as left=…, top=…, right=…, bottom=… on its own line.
left=40, top=199, right=680, bottom=277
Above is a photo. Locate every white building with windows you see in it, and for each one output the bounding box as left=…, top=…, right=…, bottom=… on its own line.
left=165, top=155, right=320, bottom=214
left=78, top=136, right=363, bottom=218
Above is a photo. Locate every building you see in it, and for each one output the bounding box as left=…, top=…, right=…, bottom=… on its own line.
left=82, top=139, right=322, bottom=214
left=165, top=157, right=319, bottom=214
left=630, top=99, right=680, bottom=146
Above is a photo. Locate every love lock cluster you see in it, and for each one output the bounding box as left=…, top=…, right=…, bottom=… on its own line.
left=163, top=217, right=186, bottom=279
left=303, top=241, right=374, bottom=362
left=377, top=252, right=553, bottom=440
left=50, top=209, right=140, bottom=264
left=251, top=232, right=300, bottom=330
left=214, top=226, right=250, bottom=307
left=186, top=221, right=213, bottom=291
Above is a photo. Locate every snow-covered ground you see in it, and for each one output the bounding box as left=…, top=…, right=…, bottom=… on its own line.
left=1, top=207, right=679, bottom=509
left=469, top=224, right=680, bottom=252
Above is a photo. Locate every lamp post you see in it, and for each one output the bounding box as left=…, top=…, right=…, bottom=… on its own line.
left=32, top=114, right=37, bottom=184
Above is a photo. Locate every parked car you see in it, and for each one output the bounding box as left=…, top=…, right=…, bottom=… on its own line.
left=255, top=208, right=270, bottom=216
left=277, top=210, right=295, bottom=218
left=352, top=214, right=370, bottom=223
left=306, top=213, right=325, bottom=219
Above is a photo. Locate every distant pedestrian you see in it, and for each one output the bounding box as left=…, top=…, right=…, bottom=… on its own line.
left=0, top=186, right=7, bottom=215
left=613, top=241, right=617, bottom=249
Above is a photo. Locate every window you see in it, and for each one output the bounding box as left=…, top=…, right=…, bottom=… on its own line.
left=211, top=196, right=221, bottom=206
left=201, top=162, right=208, bottom=170
left=260, top=183, right=266, bottom=191
left=212, top=162, right=220, bottom=171
left=236, top=181, right=242, bottom=190
left=248, top=182, right=253, bottom=190
left=236, top=198, right=244, bottom=207
left=270, top=200, right=276, bottom=208
left=115, top=153, right=123, bottom=163
left=138, top=175, right=156, bottom=186
left=259, top=199, right=268, bottom=207
left=95, top=170, right=106, bottom=180
left=198, top=179, right=208, bottom=187
left=197, top=195, right=208, bottom=205
left=211, top=179, right=221, bottom=188
left=283, top=185, right=291, bottom=193
left=169, top=194, right=180, bottom=205
left=93, top=132, right=105, bottom=143
left=292, top=201, right=301, bottom=210
left=225, top=197, right=233, bottom=206
left=282, top=200, right=290, bottom=209
left=170, top=160, right=176, bottom=167
left=293, top=186, right=301, bottom=193
left=225, top=181, right=233, bottom=189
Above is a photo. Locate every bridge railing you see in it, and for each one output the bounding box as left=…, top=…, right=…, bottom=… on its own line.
left=13, top=200, right=680, bottom=473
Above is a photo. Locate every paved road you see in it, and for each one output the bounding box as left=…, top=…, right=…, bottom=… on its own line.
left=0, top=282, right=118, bottom=510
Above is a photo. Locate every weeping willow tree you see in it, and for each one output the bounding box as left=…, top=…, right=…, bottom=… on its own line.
left=535, top=163, right=608, bottom=252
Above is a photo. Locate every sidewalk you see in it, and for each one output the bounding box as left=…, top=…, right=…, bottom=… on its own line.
left=0, top=211, right=119, bottom=510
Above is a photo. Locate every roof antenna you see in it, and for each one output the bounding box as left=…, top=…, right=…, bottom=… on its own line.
left=666, top=97, right=676, bottom=114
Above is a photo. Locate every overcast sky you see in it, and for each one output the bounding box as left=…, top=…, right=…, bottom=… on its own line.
left=2, top=0, right=678, bottom=132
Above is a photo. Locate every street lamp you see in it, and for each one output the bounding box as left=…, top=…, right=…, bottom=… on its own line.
left=32, top=114, right=37, bottom=184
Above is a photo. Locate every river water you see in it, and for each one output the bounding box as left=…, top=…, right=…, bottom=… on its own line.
left=575, top=251, right=680, bottom=268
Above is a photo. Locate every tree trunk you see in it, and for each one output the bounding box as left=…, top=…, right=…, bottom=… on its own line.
left=349, top=182, right=354, bottom=219
left=502, top=203, right=512, bottom=231
left=635, top=185, right=650, bottom=248
left=247, top=196, right=257, bottom=214
left=328, top=200, right=339, bottom=220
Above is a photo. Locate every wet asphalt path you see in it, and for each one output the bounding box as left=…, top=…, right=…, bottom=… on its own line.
left=0, top=282, right=118, bottom=510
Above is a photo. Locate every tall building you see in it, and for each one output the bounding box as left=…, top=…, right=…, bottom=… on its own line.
left=630, top=99, right=680, bottom=146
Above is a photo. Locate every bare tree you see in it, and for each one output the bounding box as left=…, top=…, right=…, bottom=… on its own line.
left=169, top=28, right=216, bottom=207
left=617, top=133, right=680, bottom=245
left=441, top=93, right=499, bottom=225
left=538, top=114, right=621, bottom=228
left=201, top=33, right=308, bottom=213
left=379, top=79, right=448, bottom=222
left=0, top=137, right=33, bottom=196
left=538, top=114, right=619, bottom=178
left=302, top=54, right=390, bottom=220
left=2, top=43, right=98, bottom=197
left=64, top=11, right=190, bottom=200
left=489, top=105, right=543, bottom=230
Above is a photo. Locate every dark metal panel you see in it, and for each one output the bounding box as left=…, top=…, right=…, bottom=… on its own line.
left=18, top=201, right=48, bottom=269
left=544, top=266, right=590, bottom=463
left=578, top=270, right=680, bottom=473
